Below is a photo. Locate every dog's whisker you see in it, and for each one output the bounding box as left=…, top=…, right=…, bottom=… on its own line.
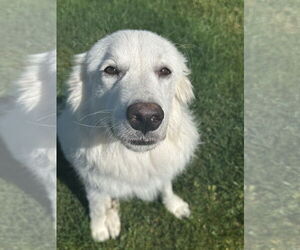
left=36, top=112, right=56, bottom=121
left=93, top=117, right=113, bottom=127
left=26, top=120, right=56, bottom=127
left=75, top=114, right=113, bottom=128
left=79, top=110, right=113, bottom=121
left=73, top=120, right=109, bottom=128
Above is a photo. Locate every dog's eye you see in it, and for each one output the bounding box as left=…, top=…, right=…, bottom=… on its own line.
left=104, top=66, right=119, bottom=75
left=158, top=67, right=171, bottom=77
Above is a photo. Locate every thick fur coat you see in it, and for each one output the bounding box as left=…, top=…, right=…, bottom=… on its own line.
left=58, top=30, right=199, bottom=241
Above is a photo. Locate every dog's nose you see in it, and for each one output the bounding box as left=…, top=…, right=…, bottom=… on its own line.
left=127, top=102, right=164, bottom=134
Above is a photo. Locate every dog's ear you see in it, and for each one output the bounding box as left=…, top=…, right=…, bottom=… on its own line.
left=67, top=53, right=86, bottom=112
left=175, top=67, right=195, bottom=106
left=16, top=52, right=51, bottom=112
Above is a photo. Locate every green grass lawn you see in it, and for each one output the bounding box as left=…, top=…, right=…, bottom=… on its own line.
left=57, top=0, right=243, bottom=249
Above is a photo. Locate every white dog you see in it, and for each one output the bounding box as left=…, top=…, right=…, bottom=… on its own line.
left=58, top=30, right=199, bottom=241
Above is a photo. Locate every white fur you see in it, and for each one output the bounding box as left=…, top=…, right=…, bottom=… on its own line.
left=0, top=51, right=56, bottom=221
left=58, top=30, right=199, bottom=241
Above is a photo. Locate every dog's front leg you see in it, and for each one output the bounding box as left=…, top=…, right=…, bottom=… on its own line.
left=87, top=189, right=121, bottom=242
left=161, top=182, right=191, bottom=219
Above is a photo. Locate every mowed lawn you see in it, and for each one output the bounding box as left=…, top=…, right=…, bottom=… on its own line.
left=57, top=0, right=243, bottom=249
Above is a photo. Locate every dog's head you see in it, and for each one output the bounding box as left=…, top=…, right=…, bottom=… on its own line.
left=68, top=30, right=194, bottom=152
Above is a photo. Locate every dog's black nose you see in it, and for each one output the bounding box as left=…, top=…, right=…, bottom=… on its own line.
left=127, top=102, right=164, bottom=134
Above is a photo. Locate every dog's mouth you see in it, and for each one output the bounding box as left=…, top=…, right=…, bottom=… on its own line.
left=128, top=139, right=156, bottom=146
left=123, top=138, right=159, bottom=152
left=109, top=121, right=163, bottom=152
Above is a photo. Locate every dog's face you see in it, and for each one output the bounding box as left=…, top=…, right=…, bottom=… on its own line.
left=70, top=30, right=194, bottom=152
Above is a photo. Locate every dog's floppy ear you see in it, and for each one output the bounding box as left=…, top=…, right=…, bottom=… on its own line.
left=67, top=53, right=86, bottom=112
left=16, top=52, right=52, bottom=112
left=175, top=66, right=195, bottom=105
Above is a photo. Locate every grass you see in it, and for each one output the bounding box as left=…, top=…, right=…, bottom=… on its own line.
left=57, top=0, right=243, bottom=249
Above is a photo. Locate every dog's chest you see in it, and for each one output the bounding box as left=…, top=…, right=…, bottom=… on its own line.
left=73, top=141, right=182, bottom=199
left=82, top=141, right=180, bottom=183
left=70, top=119, right=198, bottom=200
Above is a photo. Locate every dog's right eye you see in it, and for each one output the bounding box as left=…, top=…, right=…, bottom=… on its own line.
left=157, top=67, right=172, bottom=77
left=104, top=66, right=119, bottom=75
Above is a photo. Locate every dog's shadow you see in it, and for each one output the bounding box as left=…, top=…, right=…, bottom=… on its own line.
left=57, top=141, right=89, bottom=214
left=0, top=137, right=51, bottom=214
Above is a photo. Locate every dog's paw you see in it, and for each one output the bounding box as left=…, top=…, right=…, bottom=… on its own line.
left=91, top=219, right=110, bottom=242
left=105, top=208, right=121, bottom=239
left=163, top=195, right=191, bottom=219
left=90, top=202, right=121, bottom=242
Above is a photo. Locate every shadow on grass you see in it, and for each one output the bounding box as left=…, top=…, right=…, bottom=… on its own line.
left=0, top=137, right=51, bottom=214
left=57, top=141, right=89, bottom=214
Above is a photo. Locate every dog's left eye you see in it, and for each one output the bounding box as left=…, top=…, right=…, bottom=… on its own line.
left=104, top=66, right=119, bottom=75
left=158, top=67, right=171, bottom=77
